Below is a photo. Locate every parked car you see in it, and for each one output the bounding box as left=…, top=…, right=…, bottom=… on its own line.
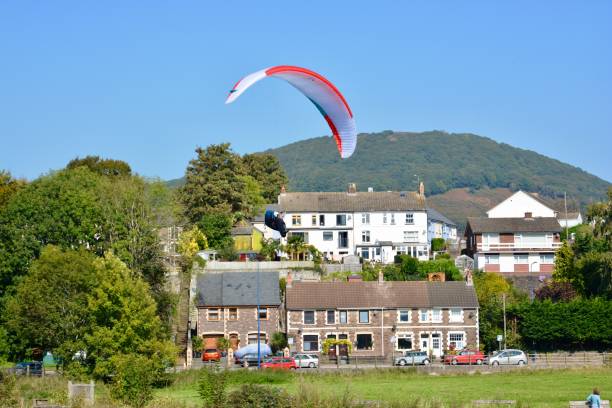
left=202, top=349, right=221, bottom=362
left=394, top=351, right=430, bottom=366
left=235, top=353, right=268, bottom=367
left=261, top=357, right=297, bottom=370
left=293, top=353, right=319, bottom=368
left=443, top=350, right=485, bottom=365
left=485, top=349, right=527, bottom=366
left=12, top=361, right=43, bottom=376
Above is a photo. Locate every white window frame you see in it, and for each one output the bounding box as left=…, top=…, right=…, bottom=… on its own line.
left=484, top=254, right=499, bottom=264
left=207, top=308, right=221, bottom=321
left=362, top=213, right=370, bottom=224
left=336, top=214, right=347, bottom=226
left=447, top=331, right=466, bottom=350
left=256, top=307, right=268, bottom=320
left=303, top=310, right=316, bottom=325
left=339, top=310, right=348, bottom=324
left=358, top=310, right=370, bottom=324
left=323, top=231, right=333, bottom=241
left=539, top=253, right=554, bottom=264
left=302, top=333, right=320, bottom=352
left=292, top=215, right=301, bottom=226
left=395, top=332, right=414, bottom=351
left=311, top=214, right=317, bottom=226
left=449, top=308, right=464, bottom=323
left=513, top=254, right=529, bottom=264
left=419, top=309, right=430, bottom=323
left=403, top=231, right=418, bottom=242
left=362, top=230, right=371, bottom=243
left=383, top=213, right=388, bottom=224
left=247, top=331, right=267, bottom=345
left=405, top=213, right=414, bottom=225
left=397, top=309, right=411, bottom=323
left=431, top=308, right=442, bottom=323
left=390, top=213, right=396, bottom=225
left=326, top=310, right=336, bottom=325
left=355, top=332, right=374, bottom=350
left=227, top=307, right=239, bottom=321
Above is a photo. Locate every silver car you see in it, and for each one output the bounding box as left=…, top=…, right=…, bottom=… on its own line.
left=485, top=349, right=527, bottom=366
left=293, top=353, right=319, bottom=368
left=395, top=351, right=430, bottom=366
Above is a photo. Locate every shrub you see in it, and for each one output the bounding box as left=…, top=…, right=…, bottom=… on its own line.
left=109, top=354, right=157, bottom=408
left=431, top=238, right=446, bottom=252
left=270, top=332, right=288, bottom=354
left=198, top=366, right=228, bottom=407
left=0, top=371, right=18, bottom=408
left=226, top=384, right=292, bottom=408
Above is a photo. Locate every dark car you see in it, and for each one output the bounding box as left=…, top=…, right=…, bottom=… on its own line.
left=13, top=361, right=43, bottom=376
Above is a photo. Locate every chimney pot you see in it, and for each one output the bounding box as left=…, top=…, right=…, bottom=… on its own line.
left=419, top=182, right=425, bottom=197
left=348, top=183, right=357, bottom=194
left=368, top=187, right=373, bottom=193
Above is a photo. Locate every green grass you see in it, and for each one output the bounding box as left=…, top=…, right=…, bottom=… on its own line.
left=156, top=367, right=612, bottom=408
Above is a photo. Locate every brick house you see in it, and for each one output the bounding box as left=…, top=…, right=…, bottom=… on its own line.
left=464, top=216, right=562, bottom=274
left=285, top=275, right=479, bottom=359
left=196, top=271, right=281, bottom=350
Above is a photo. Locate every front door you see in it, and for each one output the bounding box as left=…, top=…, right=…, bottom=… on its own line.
left=420, top=333, right=430, bottom=352
left=431, top=333, right=442, bottom=357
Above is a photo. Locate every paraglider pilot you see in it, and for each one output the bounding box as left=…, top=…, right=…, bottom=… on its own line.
left=264, top=210, right=287, bottom=238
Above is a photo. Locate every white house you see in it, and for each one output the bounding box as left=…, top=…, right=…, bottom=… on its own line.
left=277, top=184, right=429, bottom=263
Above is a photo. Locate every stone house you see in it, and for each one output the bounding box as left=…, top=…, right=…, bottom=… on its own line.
left=285, top=274, right=479, bottom=359
left=196, top=271, right=281, bottom=350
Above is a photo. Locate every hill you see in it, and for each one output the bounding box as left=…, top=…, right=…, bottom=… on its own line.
left=170, top=131, right=610, bottom=226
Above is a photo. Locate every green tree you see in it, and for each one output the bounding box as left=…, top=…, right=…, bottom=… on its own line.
left=417, top=259, right=463, bottom=281
left=197, top=212, right=234, bottom=249
left=180, top=144, right=249, bottom=223
left=242, top=153, right=288, bottom=202
left=260, top=238, right=281, bottom=261
left=3, top=246, right=98, bottom=361
left=0, top=170, right=26, bottom=209
left=237, top=175, right=266, bottom=220
left=109, top=354, right=157, bottom=408
left=67, top=155, right=132, bottom=177
left=587, top=187, right=612, bottom=244
left=198, top=366, right=228, bottom=408
left=270, top=331, right=288, bottom=354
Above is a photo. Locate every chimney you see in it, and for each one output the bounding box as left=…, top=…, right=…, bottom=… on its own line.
left=524, top=212, right=532, bottom=219
left=286, top=272, right=292, bottom=288
left=465, top=269, right=473, bottom=286
left=347, top=183, right=357, bottom=194
left=419, top=181, right=425, bottom=197
left=368, top=187, right=374, bottom=193
left=280, top=185, right=286, bottom=195
left=378, top=270, right=384, bottom=284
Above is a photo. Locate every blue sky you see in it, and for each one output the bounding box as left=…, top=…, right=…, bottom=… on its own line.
left=1, top=1, right=611, bottom=182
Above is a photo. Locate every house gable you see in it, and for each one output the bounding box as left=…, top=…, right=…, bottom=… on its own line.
left=486, top=191, right=556, bottom=218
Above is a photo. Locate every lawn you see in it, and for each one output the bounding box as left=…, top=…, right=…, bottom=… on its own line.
left=156, top=367, right=612, bottom=408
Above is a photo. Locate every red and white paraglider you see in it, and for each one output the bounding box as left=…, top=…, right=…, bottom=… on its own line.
left=225, top=65, right=357, bottom=159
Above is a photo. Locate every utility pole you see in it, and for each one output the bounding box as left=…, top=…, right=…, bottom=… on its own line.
left=564, top=192, right=569, bottom=241
left=502, top=293, right=507, bottom=350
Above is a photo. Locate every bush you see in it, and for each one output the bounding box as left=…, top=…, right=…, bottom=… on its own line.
left=198, top=366, right=228, bottom=407
left=431, top=238, right=446, bottom=252
left=0, top=371, right=18, bottom=408
left=109, top=354, right=157, bottom=408
left=226, top=384, right=292, bottom=408
left=270, top=332, right=288, bottom=354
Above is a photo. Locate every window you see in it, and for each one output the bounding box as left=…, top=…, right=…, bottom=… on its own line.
left=356, top=334, right=373, bottom=350
left=395, top=245, right=407, bottom=255
left=449, top=332, right=465, bottom=350
left=390, top=213, right=396, bottom=225
left=403, top=231, right=418, bottom=242
left=339, top=310, right=348, bottom=323
left=228, top=308, right=238, bottom=320
left=397, top=334, right=413, bottom=350
left=207, top=308, right=220, bottom=321
left=323, top=231, right=333, bottom=241
left=292, top=215, right=301, bottom=226
left=338, top=231, right=349, bottom=248
left=359, top=310, right=369, bottom=324
left=398, top=309, right=410, bottom=323
left=483, top=233, right=500, bottom=245
left=540, top=253, right=554, bottom=264
left=419, top=309, right=429, bottom=322
left=383, top=213, right=388, bottom=224
left=360, top=213, right=370, bottom=224
left=362, top=231, right=371, bottom=243
left=336, top=214, right=347, bottom=226
left=303, top=335, right=319, bottom=351
left=248, top=332, right=266, bottom=345
left=449, top=308, right=463, bottom=322
left=303, top=311, right=315, bottom=325
left=312, top=215, right=317, bottom=226
left=484, top=254, right=499, bottom=264
left=361, top=248, right=370, bottom=260
left=432, top=308, right=442, bottom=323
left=326, top=310, right=335, bottom=324
left=514, top=254, right=528, bottom=264
left=258, top=308, right=268, bottom=320
left=319, top=214, right=325, bottom=226
left=405, top=213, right=414, bottom=225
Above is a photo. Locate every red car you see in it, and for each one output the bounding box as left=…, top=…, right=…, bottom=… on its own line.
left=260, top=357, right=297, bottom=370
left=444, top=349, right=485, bottom=365
left=202, top=348, right=221, bottom=362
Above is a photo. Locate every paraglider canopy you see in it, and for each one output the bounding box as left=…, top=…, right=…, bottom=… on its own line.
left=226, top=65, right=357, bottom=159
left=264, top=210, right=287, bottom=238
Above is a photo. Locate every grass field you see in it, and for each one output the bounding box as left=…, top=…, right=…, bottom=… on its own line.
left=156, top=367, right=612, bottom=408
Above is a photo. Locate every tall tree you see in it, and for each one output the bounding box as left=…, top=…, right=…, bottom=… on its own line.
left=242, top=153, right=288, bottom=202
left=0, top=170, right=26, bottom=209
left=67, top=155, right=132, bottom=177
left=179, top=144, right=249, bottom=223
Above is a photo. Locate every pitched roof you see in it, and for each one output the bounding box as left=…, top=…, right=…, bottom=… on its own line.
left=278, top=192, right=426, bottom=212
left=427, top=207, right=456, bottom=226
left=466, top=217, right=562, bottom=233
left=286, top=281, right=478, bottom=309
left=196, top=272, right=281, bottom=307
left=231, top=225, right=254, bottom=236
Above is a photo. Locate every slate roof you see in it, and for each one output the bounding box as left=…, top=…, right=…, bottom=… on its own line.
left=278, top=192, right=426, bottom=212
left=286, top=281, right=478, bottom=309
left=427, top=207, right=456, bottom=226
left=197, top=272, right=281, bottom=307
left=467, top=217, right=562, bottom=233
left=231, top=225, right=254, bottom=236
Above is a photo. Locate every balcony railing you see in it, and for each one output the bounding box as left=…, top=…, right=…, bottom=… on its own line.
left=477, top=242, right=562, bottom=251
